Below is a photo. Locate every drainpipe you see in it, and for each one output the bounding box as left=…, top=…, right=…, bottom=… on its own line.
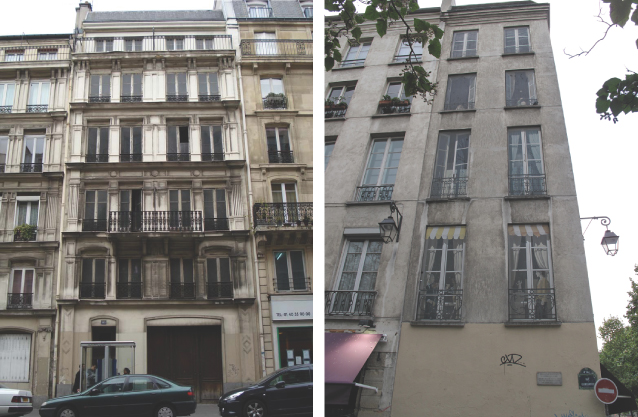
left=237, top=59, right=267, bottom=377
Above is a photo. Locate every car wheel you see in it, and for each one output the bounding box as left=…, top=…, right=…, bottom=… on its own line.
left=57, top=407, right=77, bottom=417
left=244, top=399, right=266, bottom=417
left=155, top=405, right=175, bottom=417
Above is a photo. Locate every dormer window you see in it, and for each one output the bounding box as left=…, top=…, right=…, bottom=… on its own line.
left=300, top=0, right=313, bottom=18
left=247, top=0, right=272, bottom=18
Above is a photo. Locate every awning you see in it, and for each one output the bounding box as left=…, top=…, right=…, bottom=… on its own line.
left=325, top=332, right=382, bottom=405
left=425, top=226, right=466, bottom=240
left=508, top=224, right=548, bottom=236
left=601, top=364, right=637, bottom=414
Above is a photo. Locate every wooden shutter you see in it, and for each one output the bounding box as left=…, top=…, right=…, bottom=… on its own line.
left=0, top=334, right=31, bottom=382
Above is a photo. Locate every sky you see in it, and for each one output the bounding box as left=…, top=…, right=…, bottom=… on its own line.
left=1, top=0, right=636, bottom=348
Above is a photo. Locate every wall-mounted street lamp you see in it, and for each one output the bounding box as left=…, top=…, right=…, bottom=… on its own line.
left=580, top=216, right=619, bottom=256
left=379, top=202, right=403, bottom=243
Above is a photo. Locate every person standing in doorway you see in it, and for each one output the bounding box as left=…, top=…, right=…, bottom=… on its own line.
left=86, top=364, right=97, bottom=388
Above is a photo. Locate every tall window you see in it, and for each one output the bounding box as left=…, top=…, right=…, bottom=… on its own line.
left=95, top=38, right=114, bottom=52
left=444, top=74, right=476, bottom=111
left=508, top=128, right=545, bottom=196
left=249, top=4, right=273, bottom=18
left=84, top=190, right=108, bottom=231
left=27, top=81, right=50, bottom=112
left=0, top=82, right=15, bottom=112
left=0, top=136, right=8, bottom=172
left=120, top=126, right=142, bottom=162
left=508, top=224, right=555, bottom=320
left=166, top=37, right=184, bottom=51
left=432, top=131, right=469, bottom=198
left=170, top=258, right=195, bottom=299
left=325, top=140, right=335, bottom=169
left=266, top=127, right=292, bottom=163
left=505, top=70, right=537, bottom=107
left=325, top=85, right=354, bottom=118
left=417, top=226, right=465, bottom=321
left=121, top=74, right=142, bottom=102
left=504, top=27, right=530, bottom=54
left=379, top=82, right=411, bottom=114
left=204, top=189, right=228, bottom=231
left=81, top=259, right=106, bottom=299
left=356, top=138, right=403, bottom=201
left=5, top=50, right=24, bottom=62
left=22, top=135, right=44, bottom=172
left=169, top=190, right=193, bottom=230
left=451, top=31, right=478, bottom=58
left=167, top=126, right=190, bottom=161
left=201, top=125, right=224, bottom=161
left=274, top=250, right=307, bottom=291
left=394, top=38, right=423, bottom=63
left=198, top=73, right=219, bottom=101
left=272, top=183, right=298, bottom=224
left=341, top=41, right=371, bottom=67
left=118, top=190, right=142, bottom=232
left=117, top=259, right=142, bottom=299
left=196, top=37, right=215, bottom=50
left=167, top=73, right=188, bottom=101
left=37, top=49, right=58, bottom=60
left=207, top=258, right=232, bottom=298
left=254, top=32, right=277, bottom=55
left=89, top=75, right=111, bottom=102
left=125, top=38, right=143, bottom=52
left=15, top=196, right=39, bottom=228
left=0, top=334, right=31, bottom=382
left=87, top=127, right=109, bottom=163
left=9, top=269, right=34, bottom=308
left=261, top=78, right=286, bottom=109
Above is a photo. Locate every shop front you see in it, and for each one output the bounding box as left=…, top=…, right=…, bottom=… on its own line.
left=270, top=295, right=313, bottom=369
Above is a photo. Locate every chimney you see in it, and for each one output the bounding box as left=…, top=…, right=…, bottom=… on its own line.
left=441, top=0, right=456, bottom=13
left=75, top=2, right=92, bottom=32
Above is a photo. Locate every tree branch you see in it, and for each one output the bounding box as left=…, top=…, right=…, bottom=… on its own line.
left=564, top=7, right=617, bottom=59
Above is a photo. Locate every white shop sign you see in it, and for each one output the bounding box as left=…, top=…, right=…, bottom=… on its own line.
left=271, top=299, right=313, bottom=321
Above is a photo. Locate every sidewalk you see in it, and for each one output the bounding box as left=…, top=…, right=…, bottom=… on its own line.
left=25, top=403, right=220, bottom=417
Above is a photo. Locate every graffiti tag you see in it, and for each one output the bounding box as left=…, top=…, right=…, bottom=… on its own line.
left=555, top=411, right=588, bottom=417
left=500, top=353, right=526, bottom=367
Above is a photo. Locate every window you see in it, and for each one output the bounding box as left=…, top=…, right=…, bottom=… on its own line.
left=167, top=126, right=190, bottom=161
left=83, top=190, right=108, bottom=231
left=207, top=258, right=232, bottom=298
left=394, top=38, right=423, bottom=63
left=117, top=259, right=142, bottom=299
left=22, top=135, right=44, bottom=172
left=0, top=136, right=8, bottom=172
left=274, top=250, right=307, bottom=291
left=432, top=131, right=469, bottom=198
left=125, top=38, right=143, bottom=52
left=117, top=190, right=142, bottom=232
left=27, top=81, right=50, bottom=112
left=9, top=269, right=34, bottom=308
left=37, top=49, right=57, bottom=60
left=81, top=258, right=106, bottom=299
left=0, top=82, right=15, bottom=112
left=248, top=4, right=273, bottom=18
left=451, top=31, right=478, bottom=58
left=121, top=74, right=142, bottom=102
left=198, top=73, right=219, bottom=101
left=261, top=78, right=286, bottom=109
left=505, top=70, right=537, bottom=107
left=89, top=75, right=111, bottom=102
left=196, top=37, right=215, bottom=50
left=508, top=128, right=545, bottom=196
left=166, top=37, right=184, bottom=51
left=417, top=226, right=465, bottom=321
left=126, top=376, right=156, bottom=392
left=254, top=32, right=277, bottom=55
left=5, top=50, right=24, bottom=62
left=166, top=73, right=188, bottom=101
left=120, top=127, right=143, bottom=162
left=328, top=240, right=381, bottom=315
left=204, top=189, right=228, bottom=230
left=169, top=190, right=194, bottom=230
left=504, top=27, right=530, bottom=54
left=356, top=138, right=402, bottom=201
left=325, top=139, right=335, bottom=169
left=508, top=224, right=555, bottom=321
left=87, top=127, right=109, bottom=163
left=170, top=258, right=195, bottom=299
left=272, top=183, right=298, bottom=223
left=325, top=86, right=354, bottom=118
left=0, top=334, right=31, bottom=382
left=97, top=376, right=126, bottom=393
left=266, top=127, right=292, bottom=163
left=269, top=367, right=311, bottom=385
left=95, top=38, right=114, bottom=52
left=15, top=195, right=39, bottom=234
left=340, top=41, right=371, bottom=67
left=303, top=7, right=313, bottom=18
left=201, top=125, right=223, bottom=161
left=379, top=82, right=411, bottom=114
left=444, top=74, right=476, bottom=111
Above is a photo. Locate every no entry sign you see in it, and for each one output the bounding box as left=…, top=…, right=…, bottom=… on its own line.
left=594, top=378, right=618, bottom=404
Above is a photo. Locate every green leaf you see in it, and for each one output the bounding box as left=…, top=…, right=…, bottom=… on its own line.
left=414, top=18, right=430, bottom=33
left=433, top=25, right=444, bottom=39
left=351, top=27, right=362, bottom=42
left=409, top=1, right=419, bottom=12
left=333, top=49, right=342, bottom=62
left=414, top=65, right=427, bottom=76
left=344, top=0, right=356, bottom=14
left=388, top=9, right=399, bottom=20
left=428, top=38, right=441, bottom=58
left=355, top=14, right=365, bottom=24
left=325, top=0, right=341, bottom=12
left=364, top=5, right=380, bottom=20
left=610, top=98, right=624, bottom=116
left=609, top=0, right=633, bottom=27
left=596, top=87, right=610, bottom=98
left=604, top=77, right=622, bottom=92
left=325, top=56, right=335, bottom=71
left=596, top=97, right=611, bottom=113
left=632, top=6, right=638, bottom=24
left=376, top=19, right=387, bottom=37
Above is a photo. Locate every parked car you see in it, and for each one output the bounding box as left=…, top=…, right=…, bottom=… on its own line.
left=218, top=364, right=312, bottom=417
left=0, top=383, right=33, bottom=417
left=38, top=374, right=196, bottom=417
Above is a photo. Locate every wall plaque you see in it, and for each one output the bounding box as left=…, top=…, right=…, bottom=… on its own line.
left=578, top=367, right=597, bottom=390
left=537, top=372, right=562, bottom=386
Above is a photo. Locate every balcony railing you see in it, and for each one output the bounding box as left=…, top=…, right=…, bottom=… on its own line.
left=82, top=219, right=108, bottom=232
left=430, top=177, right=468, bottom=199
left=170, top=282, right=196, bottom=299
left=204, top=218, right=229, bottom=231
left=13, top=230, right=37, bottom=242
left=121, top=95, right=143, bottom=103
left=89, top=96, right=111, bottom=103
left=86, top=154, right=109, bottom=163
left=166, top=153, right=190, bottom=162
left=201, top=153, right=224, bottom=162
left=325, top=290, right=377, bottom=316
left=0, top=106, right=12, bottom=113
left=240, top=40, right=313, bottom=57
left=508, top=288, right=556, bottom=321
left=339, top=59, right=365, bottom=68
left=506, top=98, right=539, bottom=107
left=199, top=95, right=221, bottom=102
left=0, top=45, right=70, bottom=62
left=325, top=106, right=347, bottom=119
left=109, top=211, right=203, bottom=232
left=378, top=103, right=411, bottom=114
left=80, top=283, right=106, bottom=299
left=120, top=153, right=143, bottom=162
left=166, top=94, right=188, bottom=102
left=416, top=289, right=463, bottom=321
left=268, top=150, right=294, bottom=163
left=20, top=163, right=43, bottom=173
left=444, top=101, right=475, bottom=111
left=76, top=36, right=232, bottom=53
left=355, top=186, right=393, bottom=202
left=253, top=203, right=312, bottom=227
left=247, top=7, right=274, bottom=18
left=116, top=282, right=142, bottom=299
left=26, top=105, right=48, bottom=113
left=263, top=96, right=288, bottom=110
left=208, top=282, right=234, bottom=299
left=393, top=54, right=421, bottom=63
left=509, top=175, right=546, bottom=196
left=7, top=293, right=32, bottom=309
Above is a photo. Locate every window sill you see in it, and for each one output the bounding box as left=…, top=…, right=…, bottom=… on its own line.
left=504, top=195, right=550, bottom=201
left=440, top=109, right=476, bottom=114
left=325, top=116, right=346, bottom=121
left=502, top=51, right=535, bottom=57
left=325, top=314, right=373, bottom=320
left=505, top=320, right=561, bottom=327
left=345, top=200, right=394, bottom=206
left=410, top=320, right=464, bottom=327
left=447, top=55, right=479, bottom=61
left=504, top=105, right=541, bottom=110
left=371, top=112, right=411, bottom=118
left=426, top=197, right=471, bottom=202
left=332, top=65, right=365, bottom=71
left=388, top=60, right=423, bottom=66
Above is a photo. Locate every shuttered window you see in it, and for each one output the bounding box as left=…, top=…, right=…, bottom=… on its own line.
left=0, top=334, right=31, bottom=382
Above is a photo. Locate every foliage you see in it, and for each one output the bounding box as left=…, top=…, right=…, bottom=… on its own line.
left=325, top=0, right=443, bottom=103
left=325, top=96, right=348, bottom=107
left=381, top=94, right=392, bottom=101
left=13, top=223, right=36, bottom=241
left=265, top=92, right=286, bottom=98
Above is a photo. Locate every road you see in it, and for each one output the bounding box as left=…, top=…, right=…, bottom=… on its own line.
left=24, top=403, right=221, bottom=417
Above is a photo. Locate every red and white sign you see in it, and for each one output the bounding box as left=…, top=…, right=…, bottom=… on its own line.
left=594, top=378, right=618, bottom=404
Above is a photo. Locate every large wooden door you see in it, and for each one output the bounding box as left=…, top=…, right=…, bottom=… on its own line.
left=147, top=326, right=223, bottom=402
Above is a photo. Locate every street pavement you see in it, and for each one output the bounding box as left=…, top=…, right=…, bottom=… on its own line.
left=24, top=403, right=221, bottom=417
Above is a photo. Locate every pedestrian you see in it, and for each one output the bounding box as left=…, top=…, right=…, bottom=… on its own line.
left=86, top=364, right=97, bottom=388
left=72, top=365, right=84, bottom=393
left=123, top=368, right=130, bottom=375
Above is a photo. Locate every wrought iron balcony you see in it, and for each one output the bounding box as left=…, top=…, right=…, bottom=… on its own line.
left=0, top=106, right=12, bottom=113
left=240, top=40, right=313, bottom=57
left=89, top=96, right=111, bottom=103
left=7, top=293, right=32, bottom=309
left=121, top=95, right=142, bottom=103
left=325, top=290, right=377, bottom=316
left=86, top=154, right=109, bottom=163
left=26, top=105, right=48, bottom=113
left=443, top=101, right=475, bottom=111
left=268, top=150, right=294, bottom=163
left=430, top=177, right=468, bottom=199
left=170, top=282, right=196, bottom=299
left=247, top=7, right=274, bottom=18
left=116, top=282, right=142, bottom=299
left=508, top=288, right=556, bottom=321
left=325, top=106, right=347, bottom=119
left=198, top=95, right=221, bottom=102
left=355, top=186, right=393, bottom=202
left=509, top=175, right=546, bottom=196
left=0, top=45, right=70, bottom=62
left=378, top=103, right=411, bottom=114
left=204, top=218, right=229, bottom=231
left=77, top=35, right=233, bottom=53
left=276, top=276, right=311, bottom=292
left=120, top=153, right=143, bottom=162
left=506, top=98, right=539, bottom=107
left=208, top=282, right=234, bottom=299
left=201, top=153, right=224, bottom=162
left=82, top=219, right=108, bottom=232
left=263, top=95, right=288, bottom=110
left=80, top=283, right=106, bottom=299
left=20, top=163, right=43, bottom=173
left=166, top=94, right=188, bottom=102
left=339, top=59, right=365, bottom=68
left=253, top=203, right=312, bottom=227
left=109, top=211, right=203, bottom=232
left=393, top=54, right=421, bottom=63
left=416, top=289, right=463, bottom=321
left=166, top=153, right=190, bottom=162
left=13, top=230, right=37, bottom=242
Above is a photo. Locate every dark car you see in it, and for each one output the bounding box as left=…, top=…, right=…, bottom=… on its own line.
left=39, top=374, right=196, bottom=417
left=218, top=364, right=312, bottom=417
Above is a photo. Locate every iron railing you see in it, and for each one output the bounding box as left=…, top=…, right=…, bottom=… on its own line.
left=444, top=101, right=475, bottom=111
left=116, top=282, right=142, bottom=299
left=13, top=230, right=37, bottom=242
left=204, top=218, right=229, bottom=231
left=120, top=153, right=143, bottom=162
left=20, top=163, right=43, bottom=173
left=170, top=282, right=196, bottom=299
left=0, top=45, right=70, bottom=62
left=509, top=175, right=546, bottom=196
left=276, top=276, right=311, bottom=292
left=76, top=35, right=232, bottom=53
left=247, top=7, right=274, bottom=18
left=80, top=283, right=106, bottom=299
left=201, top=153, right=224, bottom=162
left=393, top=54, right=421, bottom=63
left=253, top=203, right=312, bottom=227
left=109, top=211, right=203, bottom=232
left=416, top=289, right=463, bottom=321
left=7, top=293, right=32, bottom=309
left=240, top=40, right=312, bottom=57
left=26, top=105, right=48, bottom=113
left=268, top=150, right=294, bottom=163
left=82, top=219, right=108, bottom=232
left=0, top=106, right=12, bottom=113
left=355, top=186, right=393, bottom=202
left=430, top=177, right=468, bottom=199
left=508, top=288, right=556, bottom=321
left=339, top=59, right=365, bottom=68
left=86, top=154, right=109, bottom=163
left=325, top=107, right=347, bottom=119
left=378, top=104, right=411, bottom=114
left=166, top=153, right=190, bottom=162
left=166, top=94, right=188, bottom=102
left=325, top=290, right=377, bottom=316
left=121, top=95, right=143, bottom=103
left=199, top=95, right=221, bottom=102
left=208, top=282, right=234, bottom=299
left=263, top=96, right=288, bottom=109
left=89, top=96, right=110, bottom=103
left=506, top=98, right=539, bottom=107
